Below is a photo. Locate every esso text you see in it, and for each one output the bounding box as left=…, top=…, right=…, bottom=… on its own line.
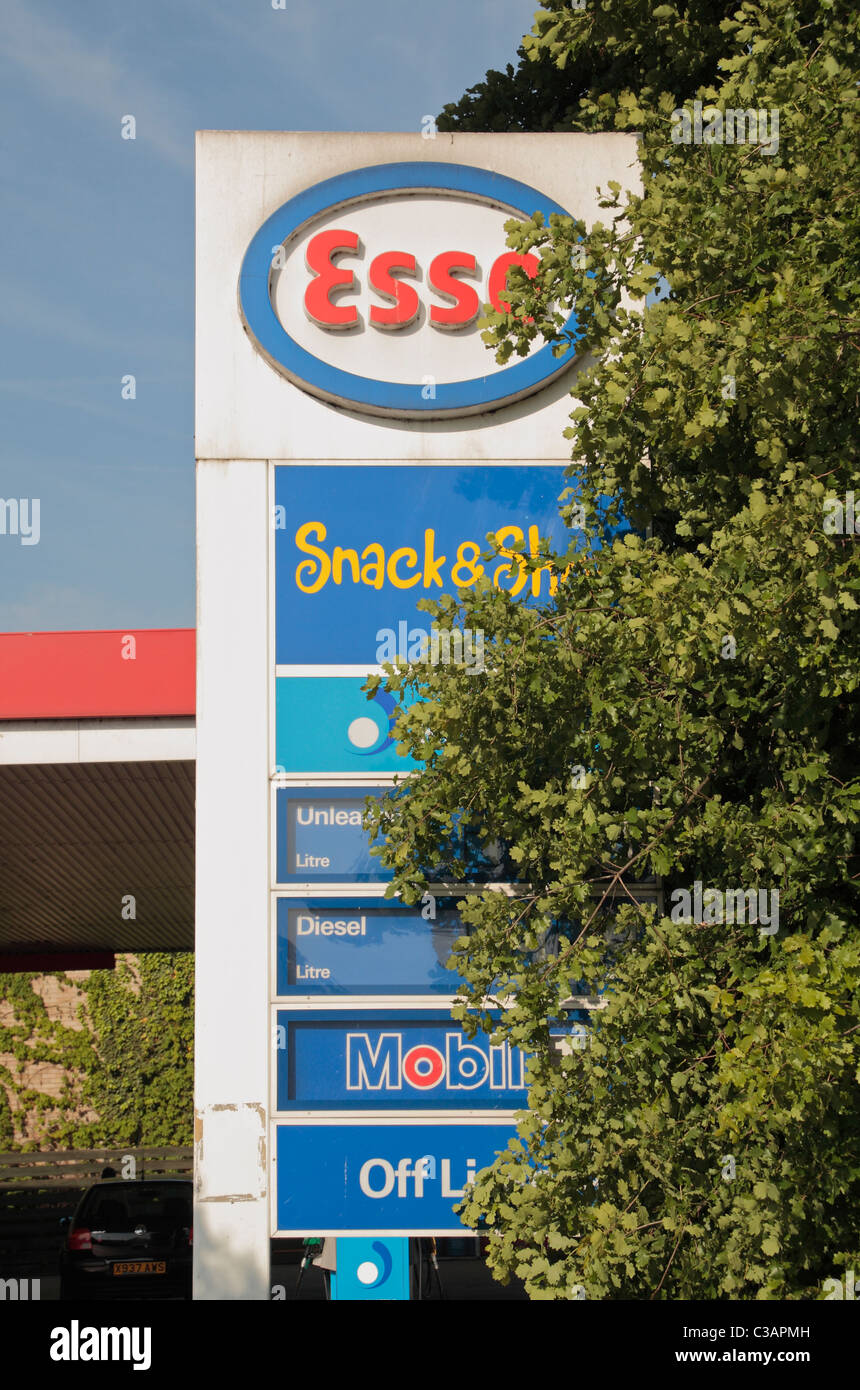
left=302, top=230, right=539, bottom=332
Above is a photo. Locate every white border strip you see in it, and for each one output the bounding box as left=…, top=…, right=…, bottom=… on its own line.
left=276, top=664, right=383, bottom=678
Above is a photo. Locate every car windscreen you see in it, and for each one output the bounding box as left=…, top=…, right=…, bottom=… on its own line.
left=79, top=1184, right=192, bottom=1232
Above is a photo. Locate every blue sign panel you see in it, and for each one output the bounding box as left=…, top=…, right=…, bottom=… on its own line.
left=275, top=787, right=391, bottom=883
left=275, top=676, right=416, bottom=774
left=330, top=1237, right=410, bottom=1300
left=275, top=1122, right=517, bottom=1233
left=275, top=463, right=571, bottom=665
left=275, top=898, right=464, bottom=996
left=275, top=1010, right=528, bottom=1111
left=276, top=784, right=522, bottom=884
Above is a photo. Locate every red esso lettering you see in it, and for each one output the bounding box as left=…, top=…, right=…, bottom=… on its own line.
left=487, top=251, right=540, bottom=321
left=368, top=251, right=420, bottom=329
left=302, top=230, right=539, bottom=330
left=428, top=251, right=480, bottom=329
left=402, top=1044, right=445, bottom=1089
left=304, top=228, right=360, bottom=330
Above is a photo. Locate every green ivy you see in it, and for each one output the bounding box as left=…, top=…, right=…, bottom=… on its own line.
left=0, top=954, right=193, bottom=1151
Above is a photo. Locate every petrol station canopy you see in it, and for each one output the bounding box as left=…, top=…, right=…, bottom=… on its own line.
left=0, top=629, right=195, bottom=963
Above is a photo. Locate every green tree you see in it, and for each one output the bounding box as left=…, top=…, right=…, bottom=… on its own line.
left=438, top=0, right=741, bottom=134
left=366, top=0, right=860, bottom=1298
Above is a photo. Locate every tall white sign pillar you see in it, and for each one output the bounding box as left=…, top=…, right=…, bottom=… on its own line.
left=193, top=458, right=270, bottom=1299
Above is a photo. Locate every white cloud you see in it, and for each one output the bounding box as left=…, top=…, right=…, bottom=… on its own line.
left=0, top=0, right=192, bottom=170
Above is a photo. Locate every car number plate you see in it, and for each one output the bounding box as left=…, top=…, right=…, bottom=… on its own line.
left=112, top=1261, right=166, bottom=1276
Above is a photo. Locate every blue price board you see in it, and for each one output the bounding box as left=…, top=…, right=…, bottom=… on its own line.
left=275, top=787, right=390, bottom=883
left=275, top=1122, right=517, bottom=1234
left=276, top=786, right=521, bottom=884
left=275, top=1009, right=528, bottom=1111
left=276, top=898, right=465, bottom=996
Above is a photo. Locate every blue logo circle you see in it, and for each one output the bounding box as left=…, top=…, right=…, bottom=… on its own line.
left=238, top=161, right=582, bottom=419
left=364, top=1240, right=393, bottom=1288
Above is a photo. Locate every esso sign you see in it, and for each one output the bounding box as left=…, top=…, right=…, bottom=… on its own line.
left=302, top=231, right=538, bottom=332
left=239, top=161, right=583, bottom=419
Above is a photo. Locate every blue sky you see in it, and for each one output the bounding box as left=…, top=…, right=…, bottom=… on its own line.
left=0, top=0, right=535, bottom=632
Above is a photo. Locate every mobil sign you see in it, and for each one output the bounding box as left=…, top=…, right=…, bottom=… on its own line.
left=275, top=1010, right=528, bottom=1111
left=238, top=161, right=584, bottom=419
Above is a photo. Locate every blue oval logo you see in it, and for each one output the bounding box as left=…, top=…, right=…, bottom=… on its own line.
left=238, top=161, right=581, bottom=419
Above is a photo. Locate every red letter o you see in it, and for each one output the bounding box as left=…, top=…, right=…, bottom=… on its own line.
left=488, top=251, right=539, bottom=320
left=402, top=1044, right=445, bottom=1089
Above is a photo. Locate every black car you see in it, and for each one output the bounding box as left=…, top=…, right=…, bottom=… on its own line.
left=59, top=1178, right=193, bottom=1300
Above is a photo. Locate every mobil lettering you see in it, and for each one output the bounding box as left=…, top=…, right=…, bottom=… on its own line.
left=347, top=1029, right=525, bottom=1094
left=275, top=1011, right=528, bottom=1111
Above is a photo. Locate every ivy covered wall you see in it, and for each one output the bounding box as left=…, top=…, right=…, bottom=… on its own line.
left=0, top=954, right=194, bottom=1151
